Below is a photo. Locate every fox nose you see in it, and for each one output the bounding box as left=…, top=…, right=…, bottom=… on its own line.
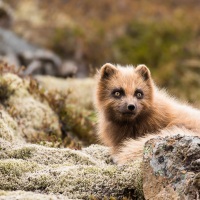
left=127, top=104, right=135, bottom=111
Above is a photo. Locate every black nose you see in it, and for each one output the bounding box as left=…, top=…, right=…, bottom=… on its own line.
left=127, top=104, right=135, bottom=111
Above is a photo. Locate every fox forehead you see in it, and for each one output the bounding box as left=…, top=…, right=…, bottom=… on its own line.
left=106, top=67, right=148, bottom=95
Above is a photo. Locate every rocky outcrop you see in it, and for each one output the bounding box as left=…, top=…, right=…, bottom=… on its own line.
left=143, top=135, right=200, bottom=200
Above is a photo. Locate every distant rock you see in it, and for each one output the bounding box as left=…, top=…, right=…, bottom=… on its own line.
left=0, top=27, right=77, bottom=77
left=0, top=1, right=78, bottom=78
left=0, top=0, right=13, bottom=29
left=143, top=135, right=200, bottom=200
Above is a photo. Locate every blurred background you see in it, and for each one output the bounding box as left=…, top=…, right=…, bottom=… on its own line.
left=0, top=0, right=200, bottom=148
left=1, top=0, right=200, bottom=104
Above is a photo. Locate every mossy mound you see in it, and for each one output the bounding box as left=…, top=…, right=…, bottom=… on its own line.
left=0, top=109, right=23, bottom=142
left=36, top=76, right=97, bottom=146
left=36, top=76, right=95, bottom=111
left=0, top=64, right=97, bottom=146
left=0, top=138, right=143, bottom=199
left=0, top=72, right=61, bottom=143
left=0, top=190, right=65, bottom=200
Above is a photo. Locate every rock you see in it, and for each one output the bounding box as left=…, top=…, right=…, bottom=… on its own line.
left=22, top=50, right=62, bottom=76
left=143, top=135, right=200, bottom=200
left=59, top=60, right=78, bottom=78
left=0, top=28, right=37, bottom=56
left=0, top=27, right=76, bottom=77
left=0, top=0, right=13, bottom=29
left=0, top=1, right=78, bottom=78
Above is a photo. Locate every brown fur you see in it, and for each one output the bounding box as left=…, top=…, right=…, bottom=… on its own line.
left=95, top=63, right=200, bottom=163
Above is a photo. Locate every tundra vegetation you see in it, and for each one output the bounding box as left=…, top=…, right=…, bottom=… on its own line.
left=0, top=0, right=200, bottom=199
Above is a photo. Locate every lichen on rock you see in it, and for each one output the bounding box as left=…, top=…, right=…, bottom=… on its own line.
left=0, top=190, right=66, bottom=200
left=0, top=72, right=61, bottom=143
left=8, top=96, right=61, bottom=142
left=143, top=135, right=200, bottom=200
left=0, top=138, right=144, bottom=199
left=0, top=109, right=23, bottom=142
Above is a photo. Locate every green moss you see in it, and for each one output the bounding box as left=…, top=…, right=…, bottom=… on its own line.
left=0, top=190, right=66, bottom=199
left=59, top=103, right=96, bottom=145
left=1, top=73, right=30, bottom=98
left=6, top=96, right=61, bottom=143
left=0, top=160, right=38, bottom=175
left=7, top=146, right=34, bottom=159
left=0, top=159, right=39, bottom=190
left=113, top=21, right=190, bottom=70
left=0, top=110, right=23, bottom=142
left=0, top=71, right=63, bottom=144
left=0, top=77, right=15, bottom=102
left=25, top=174, right=52, bottom=191
left=49, top=24, right=85, bottom=58
left=0, top=139, right=144, bottom=199
left=35, top=76, right=97, bottom=147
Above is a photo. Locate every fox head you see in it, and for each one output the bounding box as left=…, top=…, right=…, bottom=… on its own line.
left=95, top=63, right=154, bottom=122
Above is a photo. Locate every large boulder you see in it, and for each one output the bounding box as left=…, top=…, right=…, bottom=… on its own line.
left=143, top=135, right=200, bottom=200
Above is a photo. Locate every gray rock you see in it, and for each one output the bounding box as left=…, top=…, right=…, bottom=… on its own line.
left=143, top=135, right=200, bottom=200
left=0, top=0, right=13, bottom=29
left=0, top=27, right=76, bottom=77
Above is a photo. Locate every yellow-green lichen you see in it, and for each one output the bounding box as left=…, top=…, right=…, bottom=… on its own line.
left=7, top=146, right=35, bottom=159
left=0, top=71, right=143, bottom=199
left=0, top=73, right=62, bottom=143
left=0, top=139, right=144, bottom=199
left=1, top=73, right=30, bottom=99
left=0, top=110, right=23, bottom=142
left=7, top=96, right=61, bottom=142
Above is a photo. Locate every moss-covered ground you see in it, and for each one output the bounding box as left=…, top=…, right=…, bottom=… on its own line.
left=0, top=66, right=143, bottom=199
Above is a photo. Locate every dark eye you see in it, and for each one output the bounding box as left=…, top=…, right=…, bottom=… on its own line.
left=135, top=89, right=144, bottom=99
left=111, top=88, right=125, bottom=98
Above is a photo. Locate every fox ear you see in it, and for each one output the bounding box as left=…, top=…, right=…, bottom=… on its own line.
left=135, top=64, right=151, bottom=81
left=100, top=63, right=117, bottom=79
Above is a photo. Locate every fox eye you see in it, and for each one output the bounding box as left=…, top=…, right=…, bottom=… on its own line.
left=135, top=89, right=144, bottom=99
left=112, top=88, right=125, bottom=98
left=114, top=91, right=121, bottom=97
